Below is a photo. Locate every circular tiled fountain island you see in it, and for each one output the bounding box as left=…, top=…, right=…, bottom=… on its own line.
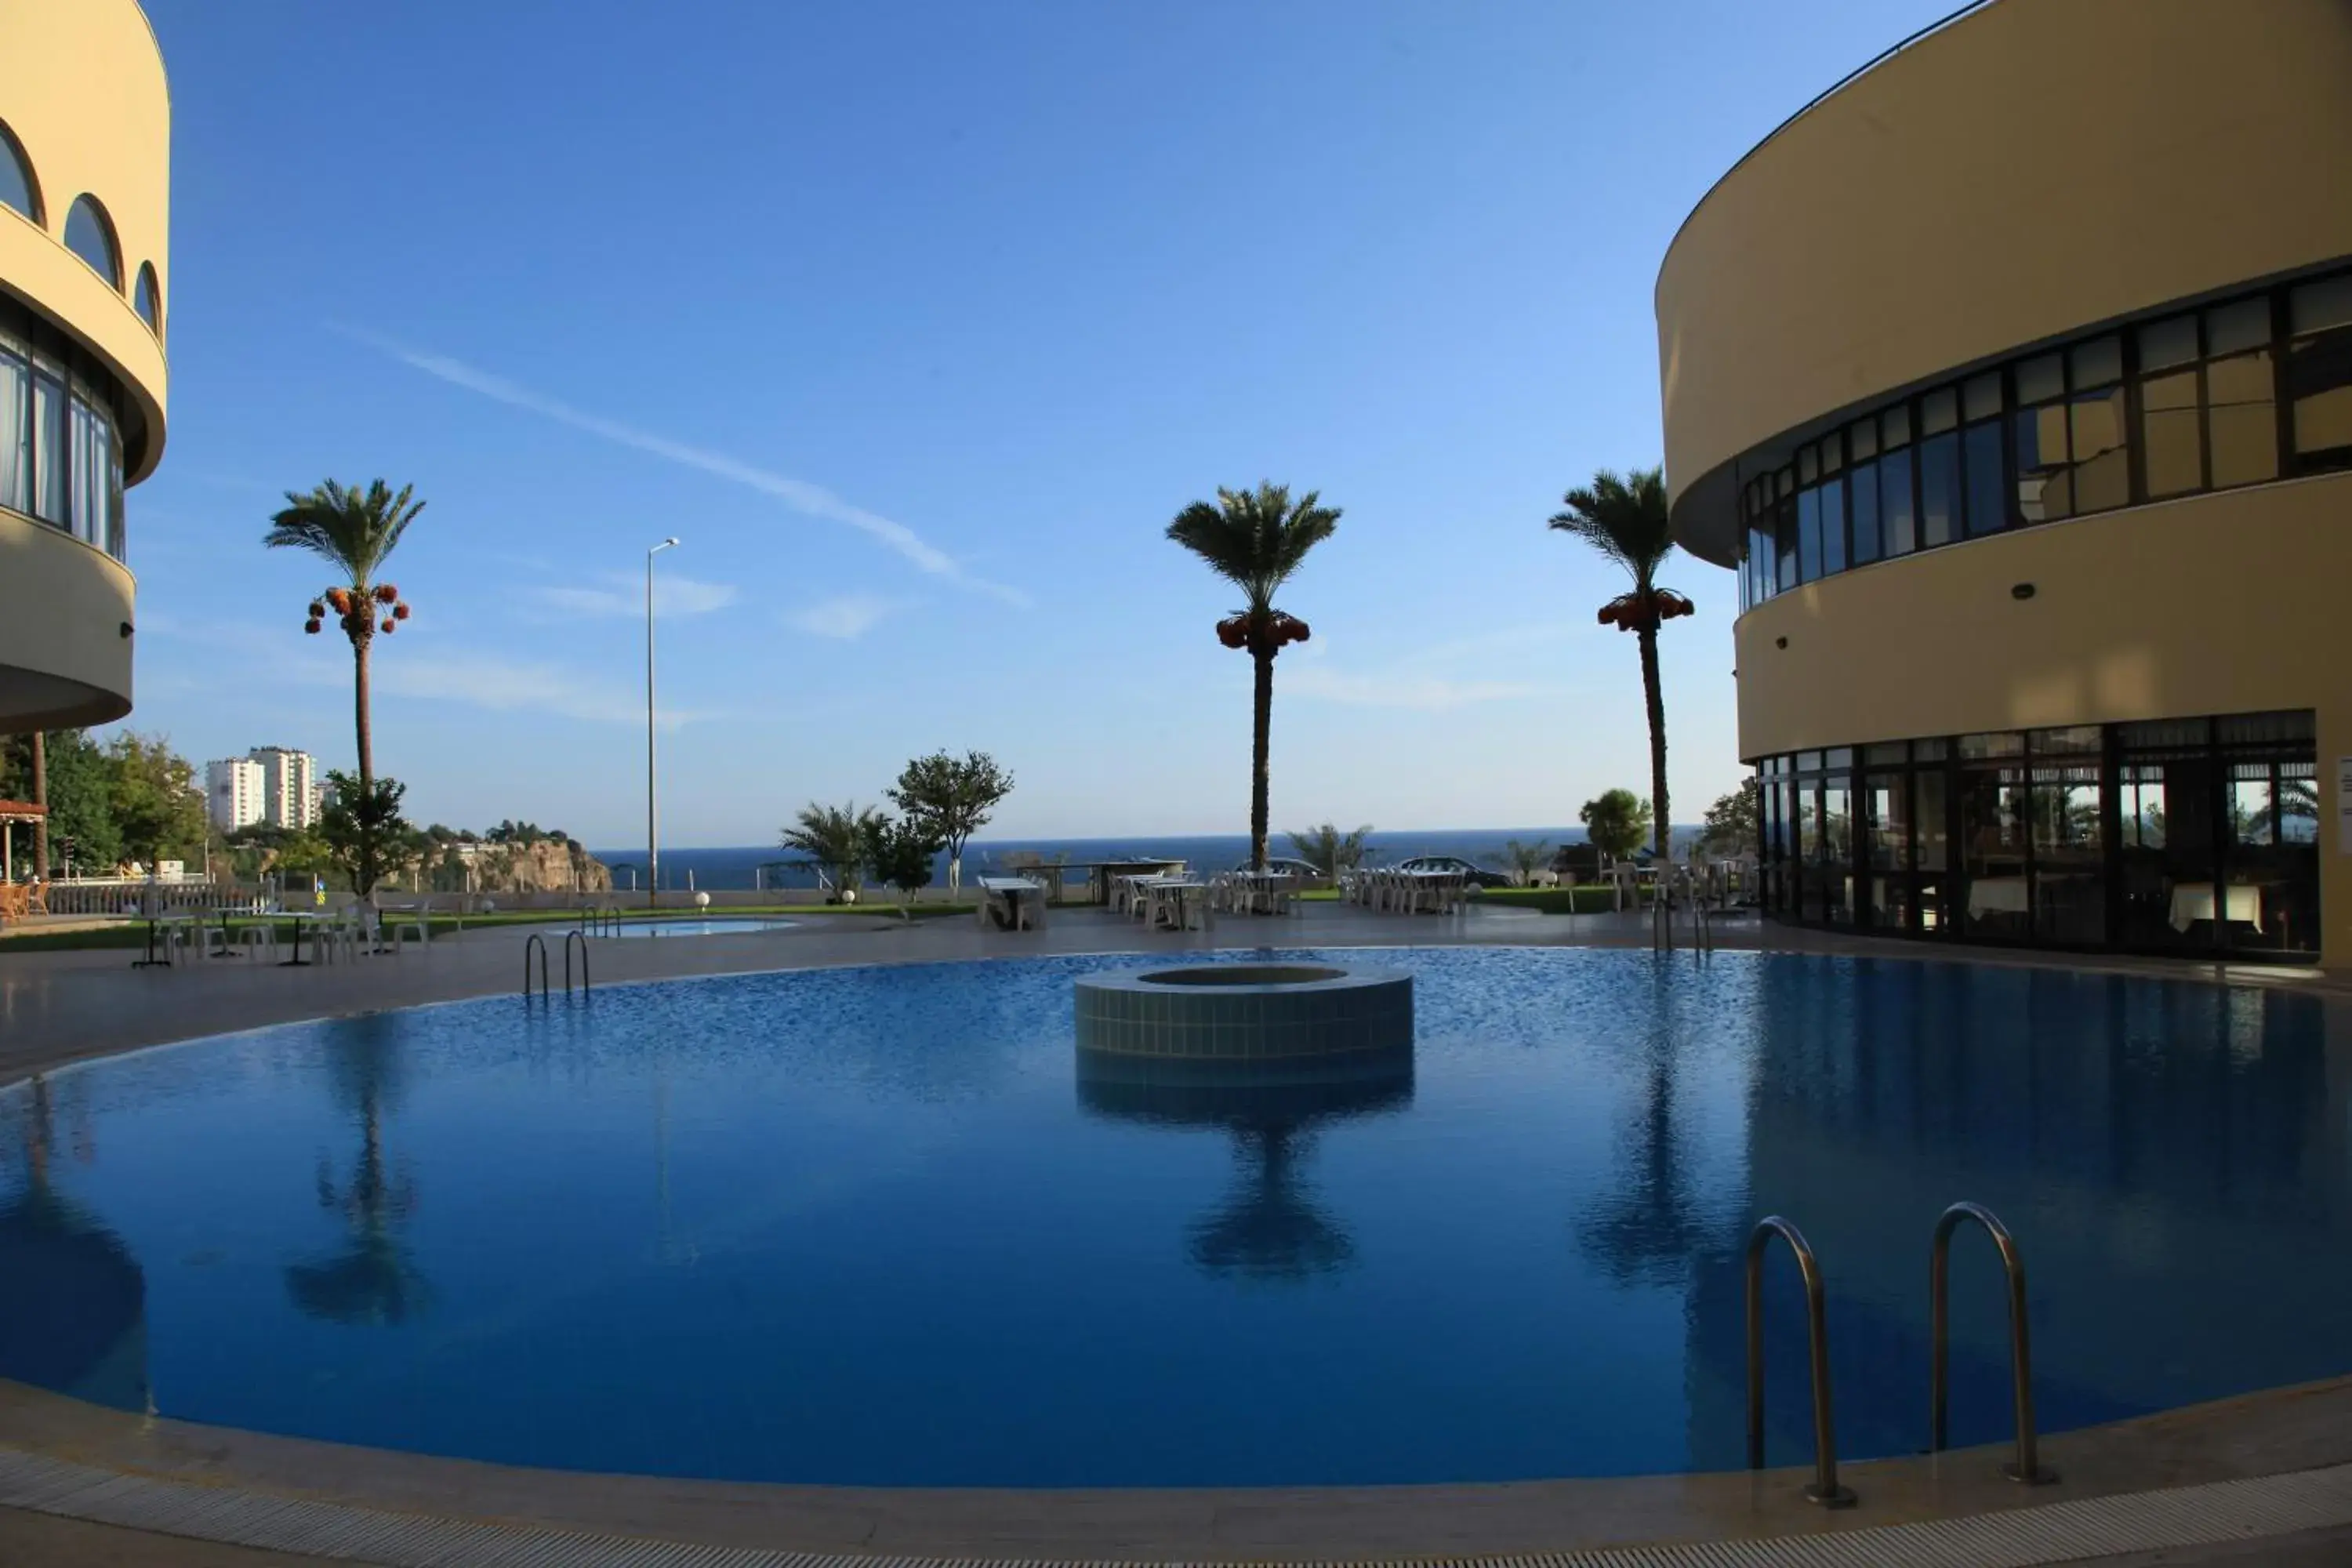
left=1074, top=964, right=1414, bottom=1063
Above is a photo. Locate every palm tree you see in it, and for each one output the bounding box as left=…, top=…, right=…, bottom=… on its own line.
left=781, top=801, right=883, bottom=899
left=1549, top=468, right=1690, bottom=858
left=267, top=480, right=423, bottom=800
left=1287, top=822, right=1374, bottom=878
left=1167, top=483, right=1341, bottom=869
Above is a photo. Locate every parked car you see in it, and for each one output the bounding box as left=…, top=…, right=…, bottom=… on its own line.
left=1230, top=857, right=1329, bottom=880
left=1395, top=855, right=1513, bottom=889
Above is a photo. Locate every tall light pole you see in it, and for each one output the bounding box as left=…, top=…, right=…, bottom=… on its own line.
left=647, top=537, right=680, bottom=909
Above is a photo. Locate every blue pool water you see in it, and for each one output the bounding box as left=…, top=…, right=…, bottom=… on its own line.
left=608, top=917, right=798, bottom=938
left=1, top=949, right=2343, bottom=1488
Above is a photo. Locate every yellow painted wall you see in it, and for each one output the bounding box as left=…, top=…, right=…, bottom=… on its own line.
left=1656, top=0, right=2352, bottom=562
left=1735, top=475, right=2352, bottom=963
left=0, top=0, right=169, bottom=478
left=0, top=511, right=136, bottom=728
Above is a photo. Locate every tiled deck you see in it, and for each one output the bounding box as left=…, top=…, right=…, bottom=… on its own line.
left=4, top=902, right=2349, bottom=1565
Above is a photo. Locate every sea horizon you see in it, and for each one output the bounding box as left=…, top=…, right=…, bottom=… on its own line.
left=590, top=825, right=1704, bottom=892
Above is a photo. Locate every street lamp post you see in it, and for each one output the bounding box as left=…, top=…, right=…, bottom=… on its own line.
left=647, top=538, right=680, bottom=910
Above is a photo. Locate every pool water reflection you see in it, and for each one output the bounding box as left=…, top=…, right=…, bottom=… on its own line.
left=0, top=950, right=2342, bottom=1487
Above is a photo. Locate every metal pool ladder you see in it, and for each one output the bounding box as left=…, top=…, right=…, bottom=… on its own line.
left=522, top=931, right=591, bottom=1000
left=1746, top=1215, right=1856, bottom=1507
left=1932, top=1200, right=2055, bottom=1484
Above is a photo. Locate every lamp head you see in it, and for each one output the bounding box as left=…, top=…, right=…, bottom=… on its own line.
left=651, top=537, right=681, bottom=555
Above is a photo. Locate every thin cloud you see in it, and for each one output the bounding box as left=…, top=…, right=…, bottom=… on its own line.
left=1284, top=666, right=1541, bottom=711
left=336, top=325, right=1029, bottom=606
left=534, top=573, right=739, bottom=619
left=785, top=593, right=897, bottom=640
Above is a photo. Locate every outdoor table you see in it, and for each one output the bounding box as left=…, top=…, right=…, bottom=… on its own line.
left=1091, top=860, right=1187, bottom=906
left=2170, top=882, right=2263, bottom=933
left=132, top=907, right=180, bottom=968
left=1151, top=880, right=1211, bottom=931
left=278, top=909, right=332, bottom=967
left=976, top=876, right=1045, bottom=931
left=1229, top=869, right=1295, bottom=914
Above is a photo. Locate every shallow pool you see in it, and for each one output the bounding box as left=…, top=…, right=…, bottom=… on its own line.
left=606, top=917, right=797, bottom=938
left=1, top=949, right=2343, bottom=1487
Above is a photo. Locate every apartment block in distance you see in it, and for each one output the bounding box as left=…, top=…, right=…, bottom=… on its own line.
left=205, top=757, right=263, bottom=832
left=249, top=745, right=317, bottom=829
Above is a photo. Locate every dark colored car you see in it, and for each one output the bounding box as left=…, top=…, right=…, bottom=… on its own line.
left=1231, top=857, right=1329, bottom=880
left=1394, top=855, right=1513, bottom=889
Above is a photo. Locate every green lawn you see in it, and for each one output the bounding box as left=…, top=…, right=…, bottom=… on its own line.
left=1474, top=884, right=1635, bottom=915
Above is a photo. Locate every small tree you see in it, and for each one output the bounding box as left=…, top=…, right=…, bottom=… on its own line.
left=1579, top=789, right=1653, bottom=862
left=866, top=813, right=945, bottom=920
left=1698, top=781, right=1759, bottom=860
left=887, top=751, right=1013, bottom=898
left=318, top=770, right=411, bottom=896
left=1498, top=837, right=1553, bottom=886
left=781, top=801, right=883, bottom=901
left=1287, top=822, right=1374, bottom=877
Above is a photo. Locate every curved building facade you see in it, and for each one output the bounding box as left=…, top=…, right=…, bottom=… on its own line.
left=1658, top=0, right=2352, bottom=964
left=0, top=0, right=169, bottom=731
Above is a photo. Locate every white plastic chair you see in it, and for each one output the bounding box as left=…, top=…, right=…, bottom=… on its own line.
left=238, top=923, right=278, bottom=963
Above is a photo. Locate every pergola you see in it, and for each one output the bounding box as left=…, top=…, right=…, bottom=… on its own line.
left=0, top=798, right=45, bottom=887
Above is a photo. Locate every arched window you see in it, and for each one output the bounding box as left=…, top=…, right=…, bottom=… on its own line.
left=0, top=120, right=36, bottom=223
left=64, top=195, right=121, bottom=289
left=134, top=262, right=161, bottom=335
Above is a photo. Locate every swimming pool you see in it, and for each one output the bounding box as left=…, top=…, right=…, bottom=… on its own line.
left=0, top=949, right=2341, bottom=1488
left=606, top=916, right=799, bottom=938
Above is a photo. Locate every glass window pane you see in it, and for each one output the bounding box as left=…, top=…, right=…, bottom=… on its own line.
left=2289, top=274, right=2352, bottom=336
left=1922, top=387, right=1958, bottom=436
left=1964, top=372, right=2002, bottom=422
left=1821, top=779, right=1854, bottom=925
left=1796, top=485, right=1821, bottom=581
left=1822, top=433, right=1842, bottom=474
left=2032, top=766, right=2105, bottom=945
left=1849, top=419, right=1877, bottom=460
left=1959, top=731, right=2026, bottom=759
left=1962, top=765, right=2030, bottom=940
left=1798, top=444, right=1819, bottom=485
left=2139, top=315, right=2198, bottom=372
left=0, top=347, right=25, bottom=514
left=1820, top=477, right=1846, bottom=573
left=1864, top=742, right=1910, bottom=765
left=1777, top=466, right=1794, bottom=498
left=2287, top=325, right=2352, bottom=459
left=0, top=130, right=31, bottom=220
left=2015, top=401, right=2073, bottom=521
left=134, top=264, right=161, bottom=333
left=2016, top=354, right=2063, bottom=405
left=2140, top=368, right=2202, bottom=498
left=1880, top=447, right=1915, bottom=555
left=1919, top=430, right=1958, bottom=546
left=1913, top=737, right=1950, bottom=762
left=62, top=197, right=119, bottom=289
left=1917, top=767, right=1949, bottom=873
left=2231, top=768, right=2276, bottom=848
left=1882, top=403, right=1912, bottom=448
left=2069, top=387, right=2129, bottom=512
left=2209, top=350, right=2280, bottom=486
left=1849, top=458, right=1880, bottom=563
left=1776, top=498, right=1797, bottom=591
left=2207, top=297, right=2270, bottom=357
left=1867, top=771, right=1911, bottom=868
left=1964, top=419, right=2005, bottom=535
left=2031, top=724, right=2102, bottom=755
left=2070, top=336, right=2122, bottom=389
left=31, top=371, right=64, bottom=524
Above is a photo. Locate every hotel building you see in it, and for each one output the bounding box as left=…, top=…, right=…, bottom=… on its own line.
left=1658, top=0, right=2352, bottom=965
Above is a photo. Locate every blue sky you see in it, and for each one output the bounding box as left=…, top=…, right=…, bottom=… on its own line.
left=124, top=0, right=1953, bottom=845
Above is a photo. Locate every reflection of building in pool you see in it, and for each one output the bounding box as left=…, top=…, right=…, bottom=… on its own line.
left=1076, top=1054, right=1412, bottom=1281
left=1679, top=961, right=2351, bottom=1473
left=0, top=1076, right=149, bottom=1412
left=1657, top=0, right=2352, bottom=965
left=286, top=1024, right=430, bottom=1325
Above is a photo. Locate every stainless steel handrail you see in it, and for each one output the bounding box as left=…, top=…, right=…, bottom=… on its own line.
left=1746, top=1215, right=1857, bottom=1507
left=564, top=929, right=592, bottom=995
left=1931, top=1201, right=2055, bottom=1483
left=522, top=932, right=550, bottom=1000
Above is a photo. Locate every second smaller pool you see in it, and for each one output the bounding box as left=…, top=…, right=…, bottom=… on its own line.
left=607, top=917, right=799, bottom=938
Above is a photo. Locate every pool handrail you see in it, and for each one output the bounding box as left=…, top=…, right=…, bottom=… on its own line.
left=522, top=933, right=550, bottom=1000
left=1931, top=1200, right=2055, bottom=1483
left=564, top=929, right=591, bottom=996
left=1746, top=1214, right=1857, bottom=1507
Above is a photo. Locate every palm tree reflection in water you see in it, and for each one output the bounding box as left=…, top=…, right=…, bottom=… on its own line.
left=1077, top=1054, right=1413, bottom=1281
left=286, top=1022, right=430, bottom=1325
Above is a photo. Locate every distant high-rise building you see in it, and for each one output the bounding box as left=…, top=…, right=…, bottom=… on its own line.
left=205, top=758, right=265, bottom=831
left=249, top=747, right=318, bottom=830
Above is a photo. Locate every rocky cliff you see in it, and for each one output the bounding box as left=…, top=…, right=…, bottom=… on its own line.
left=458, top=839, right=612, bottom=894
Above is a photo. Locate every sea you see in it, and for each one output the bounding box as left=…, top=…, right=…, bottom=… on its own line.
left=590, top=826, right=1702, bottom=893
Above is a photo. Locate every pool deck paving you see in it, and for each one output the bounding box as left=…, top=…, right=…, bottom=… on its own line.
left=4, top=902, right=2350, bottom=1566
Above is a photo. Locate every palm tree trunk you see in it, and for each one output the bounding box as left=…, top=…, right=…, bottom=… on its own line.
left=1250, top=648, right=1273, bottom=870
left=353, top=632, right=374, bottom=794
left=1639, top=621, right=1668, bottom=858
